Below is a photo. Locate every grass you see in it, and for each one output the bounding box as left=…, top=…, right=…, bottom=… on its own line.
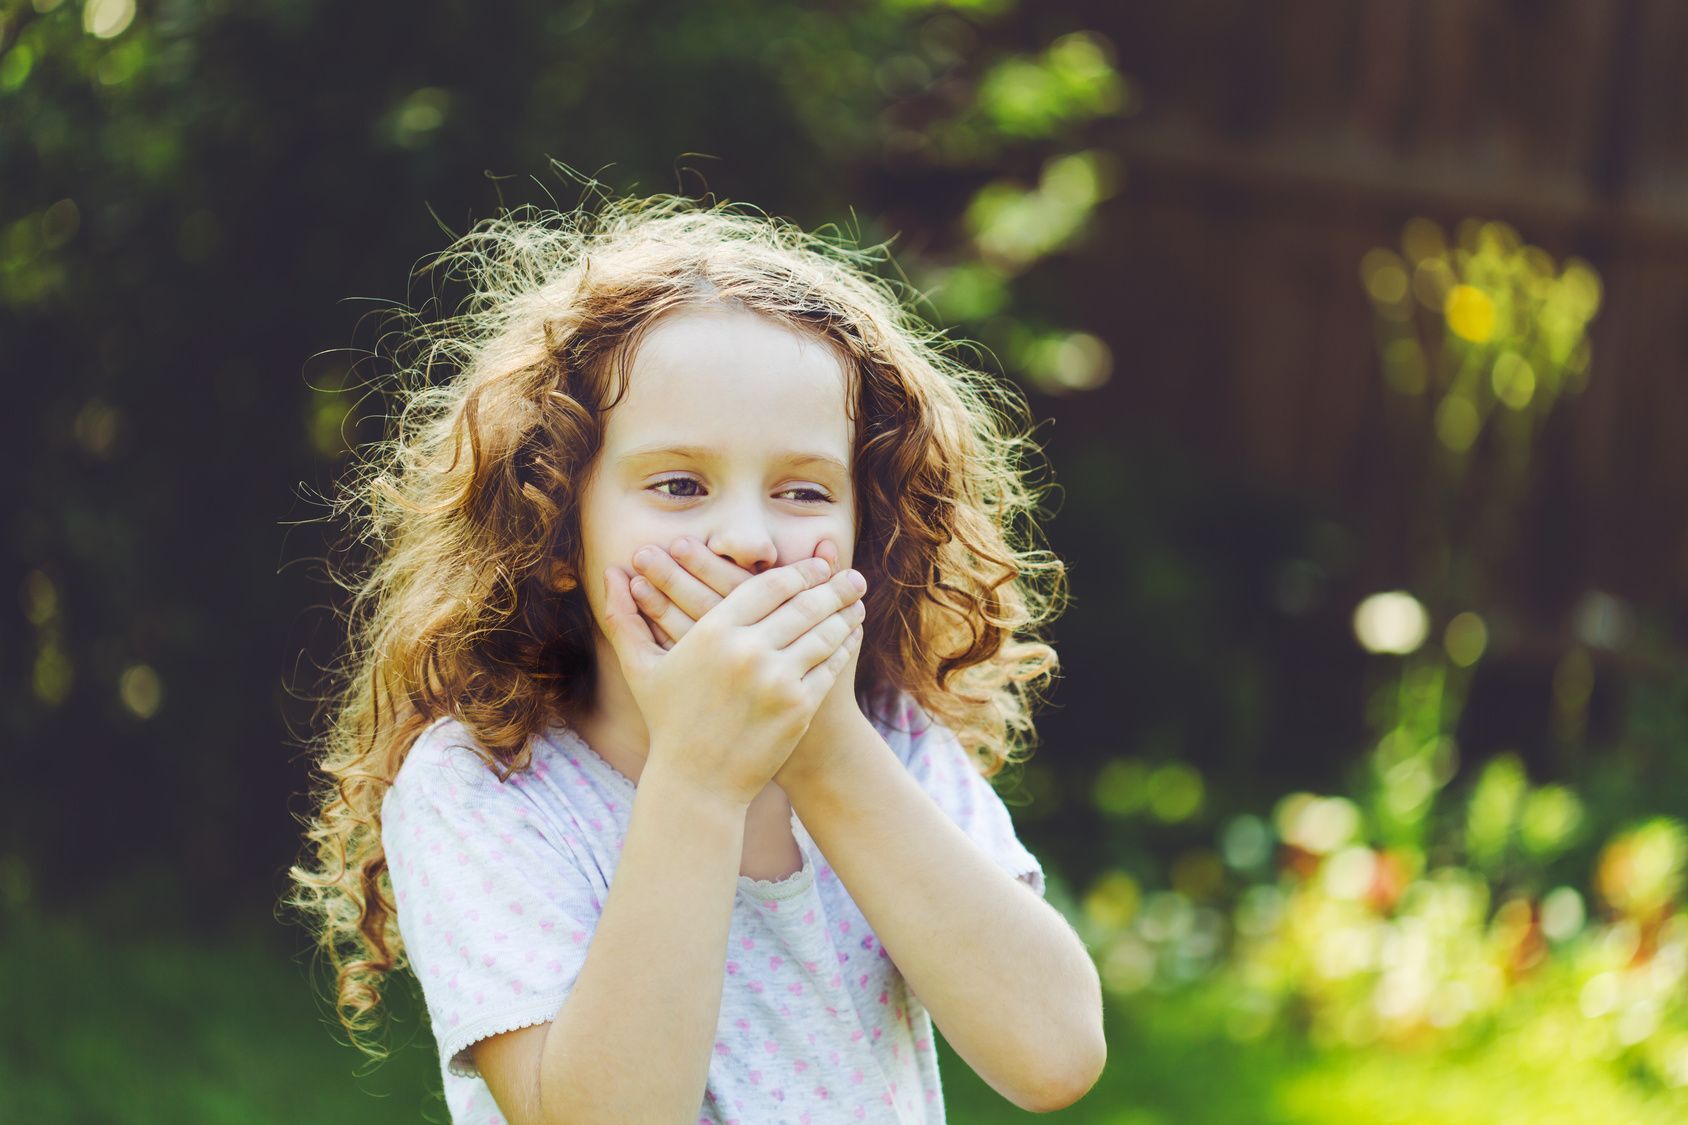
left=4, top=888, right=1685, bottom=1123
left=0, top=891, right=445, bottom=1124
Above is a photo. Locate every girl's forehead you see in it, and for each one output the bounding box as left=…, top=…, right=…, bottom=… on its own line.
left=607, top=307, right=855, bottom=450
left=628, top=304, right=842, bottom=379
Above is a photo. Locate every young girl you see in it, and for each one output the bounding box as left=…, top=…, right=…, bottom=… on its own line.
left=287, top=189, right=1103, bottom=1123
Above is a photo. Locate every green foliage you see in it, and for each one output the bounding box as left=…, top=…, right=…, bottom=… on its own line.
left=6, top=0, right=1687, bottom=1119
left=975, top=32, right=1131, bottom=138
left=1069, top=215, right=1688, bottom=1112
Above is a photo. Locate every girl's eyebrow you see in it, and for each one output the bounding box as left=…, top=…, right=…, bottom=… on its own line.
left=617, top=442, right=849, bottom=475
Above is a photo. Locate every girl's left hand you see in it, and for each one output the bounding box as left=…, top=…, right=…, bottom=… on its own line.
left=628, top=536, right=866, bottom=747
left=628, top=536, right=844, bottom=649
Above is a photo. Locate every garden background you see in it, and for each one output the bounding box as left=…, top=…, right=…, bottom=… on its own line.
left=4, top=0, right=1688, bottom=1121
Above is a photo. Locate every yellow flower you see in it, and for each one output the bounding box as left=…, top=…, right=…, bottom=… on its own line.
left=1445, top=284, right=1496, bottom=343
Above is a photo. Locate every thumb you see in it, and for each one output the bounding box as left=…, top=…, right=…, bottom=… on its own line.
left=601, top=567, right=663, bottom=666
left=813, top=538, right=840, bottom=575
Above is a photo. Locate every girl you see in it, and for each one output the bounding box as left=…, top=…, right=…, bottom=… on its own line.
left=286, top=189, right=1103, bottom=1124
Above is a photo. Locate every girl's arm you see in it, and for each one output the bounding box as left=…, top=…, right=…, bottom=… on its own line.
left=780, top=711, right=1107, bottom=1114
left=473, top=760, right=748, bottom=1125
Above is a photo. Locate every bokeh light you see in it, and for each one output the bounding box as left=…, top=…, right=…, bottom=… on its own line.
left=1353, top=591, right=1430, bottom=655
left=82, top=0, right=135, bottom=40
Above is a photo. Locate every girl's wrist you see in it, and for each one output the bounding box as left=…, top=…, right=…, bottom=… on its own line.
left=638, top=751, right=757, bottom=817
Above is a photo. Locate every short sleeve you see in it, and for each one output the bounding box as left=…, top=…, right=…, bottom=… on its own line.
left=883, top=693, right=1047, bottom=899
left=381, top=721, right=602, bottom=1079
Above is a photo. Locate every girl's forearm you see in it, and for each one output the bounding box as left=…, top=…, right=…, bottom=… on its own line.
left=533, top=758, right=746, bottom=1124
left=782, top=714, right=1106, bottom=1112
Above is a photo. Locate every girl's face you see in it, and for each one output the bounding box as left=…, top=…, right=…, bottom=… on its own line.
left=575, top=304, right=858, bottom=641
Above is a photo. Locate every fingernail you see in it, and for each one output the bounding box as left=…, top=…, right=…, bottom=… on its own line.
left=633, top=546, right=657, bottom=568
left=802, top=557, right=830, bottom=579
left=846, top=569, right=866, bottom=591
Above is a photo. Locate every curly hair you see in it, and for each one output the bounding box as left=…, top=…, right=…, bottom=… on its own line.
left=283, top=183, right=1067, bottom=1057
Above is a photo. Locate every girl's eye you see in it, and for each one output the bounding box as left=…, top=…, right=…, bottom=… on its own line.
left=647, top=477, right=833, bottom=504
left=650, top=476, right=704, bottom=500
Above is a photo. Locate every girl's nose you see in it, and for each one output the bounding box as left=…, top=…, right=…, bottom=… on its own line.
left=705, top=519, right=779, bottom=575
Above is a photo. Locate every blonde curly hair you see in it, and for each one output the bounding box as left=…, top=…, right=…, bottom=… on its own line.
left=283, top=183, right=1067, bottom=1057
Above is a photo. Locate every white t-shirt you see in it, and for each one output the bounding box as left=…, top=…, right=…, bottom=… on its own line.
left=380, top=685, right=1046, bottom=1124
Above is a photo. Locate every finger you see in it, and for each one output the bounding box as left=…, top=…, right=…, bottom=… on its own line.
left=786, top=597, right=867, bottom=674
left=800, top=623, right=864, bottom=689
left=601, top=567, right=662, bottom=664
left=633, top=600, right=677, bottom=651
left=632, top=543, right=727, bottom=623
left=753, top=568, right=867, bottom=650
left=670, top=536, right=756, bottom=599
left=812, top=539, right=841, bottom=575
left=630, top=574, right=691, bottom=646
left=712, top=556, right=835, bottom=628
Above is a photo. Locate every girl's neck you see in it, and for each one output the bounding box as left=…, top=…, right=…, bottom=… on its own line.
left=565, top=633, right=653, bottom=780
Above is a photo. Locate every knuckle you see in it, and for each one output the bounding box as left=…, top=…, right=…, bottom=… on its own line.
left=786, top=587, right=820, bottom=618
left=761, top=668, right=799, bottom=707
left=811, top=585, right=845, bottom=615
left=749, top=649, right=779, bottom=682
left=721, top=634, right=757, bottom=672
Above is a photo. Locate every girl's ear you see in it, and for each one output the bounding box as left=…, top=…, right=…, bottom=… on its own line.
left=540, top=558, right=579, bottom=593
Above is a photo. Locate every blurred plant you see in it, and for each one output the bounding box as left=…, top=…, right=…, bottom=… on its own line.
left=1356, top=221, right=1602, bottom=672
left=1078, top=786, right=1688, bottom=1093
left=1077, top=218, right=1688, bottom=1105
left=1343, top=221, right=1607, bottom=880
left=1361, top=217, right=1600, bottom=496
left=887, top=27, right=1135, bottom=396
left=1596, top=818, right=1687, bottom=956
left=1347, top=220, right=1606, bottom=852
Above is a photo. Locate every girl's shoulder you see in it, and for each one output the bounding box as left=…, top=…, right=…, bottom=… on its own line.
left=393, top=715, right=492, bottom=790
left=389, top=714, right=562, bottom=807
left=382, top=715, right=581, bottom=858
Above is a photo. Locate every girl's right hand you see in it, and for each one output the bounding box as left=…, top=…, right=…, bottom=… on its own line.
left=599, top=555, right=867, bottom=810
